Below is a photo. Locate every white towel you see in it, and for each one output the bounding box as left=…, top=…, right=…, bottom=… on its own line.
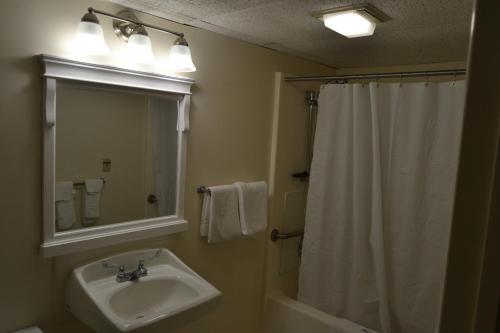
left=234, top=181, right=268, bottom=236
left=203, top=185, right=242, bottom=243
left=55, top=181, right=75, bottom=230
left=200, top=192, right=210, bottom=237
left=84, top=179, right=104, bottom=222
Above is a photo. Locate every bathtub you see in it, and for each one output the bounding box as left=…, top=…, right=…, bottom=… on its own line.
left=264, top=293, right=377, bottom=333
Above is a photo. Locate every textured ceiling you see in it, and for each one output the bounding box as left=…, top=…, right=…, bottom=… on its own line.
left=106, top=0, right=473, bottom=68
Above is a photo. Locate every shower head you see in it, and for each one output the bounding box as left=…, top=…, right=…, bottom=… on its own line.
left=305, top=90, right=318, bottom=106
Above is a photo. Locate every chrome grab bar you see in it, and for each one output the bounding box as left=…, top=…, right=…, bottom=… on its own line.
left=270, top=228, right=304, bottom=242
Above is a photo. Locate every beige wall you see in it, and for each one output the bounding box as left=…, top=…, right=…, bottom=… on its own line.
left=265, top=73, right=321, bottom=298
left=0, top=0, right=332, bottom=332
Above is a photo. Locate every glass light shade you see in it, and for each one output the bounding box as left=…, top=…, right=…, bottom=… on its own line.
left=73, top=21, right=110, bottom=55
left=323, top=11, right=376, bottom=38
left=167, top=44, right=196, bottom=72
left=126, top=34, right=156, bottom=64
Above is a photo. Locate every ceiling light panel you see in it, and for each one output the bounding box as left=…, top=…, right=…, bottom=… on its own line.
left=314, top=4, right=390, bottom=38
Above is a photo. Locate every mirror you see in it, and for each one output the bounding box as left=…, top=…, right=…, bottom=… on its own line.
left=41, top=55, right=193, bottom=257
left=55, top=82, right=178, bottom=232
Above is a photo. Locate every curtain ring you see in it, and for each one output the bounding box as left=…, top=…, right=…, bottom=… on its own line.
left=452, top=71, right=457, bottom=86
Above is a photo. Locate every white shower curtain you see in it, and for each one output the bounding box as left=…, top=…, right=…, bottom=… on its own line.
left=150, top=97, right=179, bottom=216
left=298, top=81, right=466, bottom=333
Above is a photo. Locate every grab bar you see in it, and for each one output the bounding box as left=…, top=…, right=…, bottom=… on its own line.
left=270, top=228, right=304, bottom=242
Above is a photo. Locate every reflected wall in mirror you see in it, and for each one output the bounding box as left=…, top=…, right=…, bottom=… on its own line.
left=55, top=82, right=179, bottom=232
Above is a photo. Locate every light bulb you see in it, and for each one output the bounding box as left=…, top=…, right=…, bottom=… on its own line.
left=125, top=33, right=156, bottom=64
left=323, top=10, right=376, bottom=38
left=167, top=37, right=196, bottom=72
left=72, top=11, right=110, bottom=55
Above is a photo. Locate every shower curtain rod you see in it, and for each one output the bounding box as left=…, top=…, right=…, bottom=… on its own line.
left=284, top=68, right=466, bottom=82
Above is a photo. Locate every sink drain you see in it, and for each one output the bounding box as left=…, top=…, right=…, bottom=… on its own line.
left=136, top=315, right=145, bottom=319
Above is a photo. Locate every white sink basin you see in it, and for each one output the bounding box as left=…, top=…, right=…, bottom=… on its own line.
left=66, top=249, right=221, bottom=332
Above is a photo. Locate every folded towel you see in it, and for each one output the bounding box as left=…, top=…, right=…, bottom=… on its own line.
left=205, top=185, right=242, bottom=243
left=55, top=181, right=75, bottom=230
left=234, top=181, right=268, bottom=236
left=84, top=179, right=104, bottom=222
left=200, top=192, right=210, bottom=237
left=85, top=178, right=104, bottom=193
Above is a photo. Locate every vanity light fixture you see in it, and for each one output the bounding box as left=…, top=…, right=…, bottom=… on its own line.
left=126, top=32, right=156, bottom=63
left=313, top=4, right=390, bottom=38
left=167, top=37, right=197, bottom=72
left=74, top=11, right=110, bottom=55
left=74, top=7, right=196, bottom=72
left=112, top=9, right=156, bottom=64
left=124, top=26, right=156, bottom=64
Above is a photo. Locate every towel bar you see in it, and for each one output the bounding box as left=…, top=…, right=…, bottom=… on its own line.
left=270, top=228, right=304, bottom=242
left=73, top=178, right=106, bottom=187
left=197, top=186, right=210, bottom=194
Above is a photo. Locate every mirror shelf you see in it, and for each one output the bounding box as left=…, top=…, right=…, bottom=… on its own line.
left=41, top=55, right=193, bottom=257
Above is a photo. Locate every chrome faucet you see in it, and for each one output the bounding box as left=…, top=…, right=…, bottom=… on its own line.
left=102, top=260, right=148, bottom=283
left=101, top=249, right=162, bottom=283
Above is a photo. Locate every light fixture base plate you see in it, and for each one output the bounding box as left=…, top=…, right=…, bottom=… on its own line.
left=113, top=10, right=143, bottom=41
left=312, top=4, right=391, bottom=23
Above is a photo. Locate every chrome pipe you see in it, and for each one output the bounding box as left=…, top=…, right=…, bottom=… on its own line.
left=305, top=90, right=317, bottom=173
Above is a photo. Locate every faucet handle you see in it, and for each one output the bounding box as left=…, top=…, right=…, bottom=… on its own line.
left=137, top=259, right=148, bottom=276
left=137, top=259, right=147, bottom=271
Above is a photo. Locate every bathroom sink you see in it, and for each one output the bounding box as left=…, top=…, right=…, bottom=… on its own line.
left=66, top=249, right=221, bottom=332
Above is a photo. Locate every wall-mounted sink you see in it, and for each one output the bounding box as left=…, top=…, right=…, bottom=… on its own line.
left=66, top=249, right=221, bottom=332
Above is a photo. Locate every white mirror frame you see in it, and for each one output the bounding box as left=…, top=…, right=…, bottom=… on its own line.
left=40, top=54, right=194, bottom=257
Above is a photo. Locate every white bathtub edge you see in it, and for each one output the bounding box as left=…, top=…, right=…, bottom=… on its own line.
left=265, top=292, right=378, bottom=333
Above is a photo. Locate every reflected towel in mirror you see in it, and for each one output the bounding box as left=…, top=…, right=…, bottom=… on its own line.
left=55, top=181, right=75, bottom=230
left=84, top=178, right=104, bottom=223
